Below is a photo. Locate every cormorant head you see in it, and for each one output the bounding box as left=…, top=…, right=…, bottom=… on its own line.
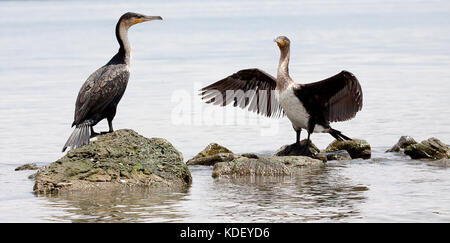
left=119, top=12, right=163, bottom=29
left=274, top=36, right=290, bottom=49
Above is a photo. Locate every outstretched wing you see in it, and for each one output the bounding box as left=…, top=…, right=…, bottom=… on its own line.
left=200, top=68, right=284, bottom=118
left=298, top=70, right=363, bottom=122
left=73, top=64, right=130, bottom=126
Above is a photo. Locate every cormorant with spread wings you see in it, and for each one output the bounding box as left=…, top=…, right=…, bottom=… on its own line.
left=200, top=36, right=363, bottom=153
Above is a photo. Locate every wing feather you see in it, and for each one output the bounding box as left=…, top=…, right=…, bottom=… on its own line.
left=73, top=64, right=129, bottom=126
left=200, top=68, right=284, bottom=118
left=298, top=70, right=363, bottom=122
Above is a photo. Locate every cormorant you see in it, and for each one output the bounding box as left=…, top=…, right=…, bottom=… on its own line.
left=200, top=36, right=363, bottom=154
left=62, top=12, right=162, bottom=152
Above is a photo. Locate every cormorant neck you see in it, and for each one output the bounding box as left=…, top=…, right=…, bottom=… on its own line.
left=277, top=46, right=293, bottom=89
left=115, top=21, right=131, bottom=65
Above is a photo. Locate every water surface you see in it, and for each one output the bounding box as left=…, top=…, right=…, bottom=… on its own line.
left=0, top=0, right=449, bottom=222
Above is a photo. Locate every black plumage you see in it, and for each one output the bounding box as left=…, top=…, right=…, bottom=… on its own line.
left=62, top=12, right=162, bottom=152
left=201, top=69, right=284, bottom=118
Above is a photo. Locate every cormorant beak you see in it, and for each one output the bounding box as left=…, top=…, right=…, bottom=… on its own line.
left=274, top=38, right=286, bottom=48
left=135, top=15, right=163, bottom=24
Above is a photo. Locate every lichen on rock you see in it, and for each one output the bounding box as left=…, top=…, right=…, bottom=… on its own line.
left=33, top=129, right=192, bottom=194
left=212, top=155, right=324, bottom=178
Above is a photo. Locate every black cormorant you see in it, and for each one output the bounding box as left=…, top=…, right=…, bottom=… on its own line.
left=62, top=12, right=162, bottom=152
left=200, top=36, right=363, bottom=153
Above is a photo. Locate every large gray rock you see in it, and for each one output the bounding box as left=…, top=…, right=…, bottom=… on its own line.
left=212, top=155, right=324, bottom=178
left=386, top=136, right=417, bottom=153
left=326, top=139, right=371, bottom=159
left=33, top=129, right=192, bottom=194
left=186, top=143, right=234, bottom=166
left=404, top=137, right=449, bottom=160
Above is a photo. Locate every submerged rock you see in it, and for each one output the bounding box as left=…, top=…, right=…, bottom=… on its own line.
left=404, top=137, right=449, bottom=160
left=33, top=129, right=192, bottom=194
left=427, top=158, right=450, bottom=167
left=15, top=163, right=39, bottom=171
left=326, top=150, right=352, bottom=161
left=386, top=136, right=417, bottom=153
left=326, top=139, right=371, bottom=159
left=186, top=143, right=233, bottom=166
left=212, top=155, right=324, bottom=178
left=186, top=153, right=235, bottom=166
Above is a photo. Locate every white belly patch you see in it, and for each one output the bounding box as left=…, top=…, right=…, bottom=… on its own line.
left=276, top=85, right=310, bottom=130
left=276, top=85, right=327, bottom=133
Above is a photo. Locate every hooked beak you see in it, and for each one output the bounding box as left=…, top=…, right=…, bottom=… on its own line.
left=274, top=38, right=286, bottom=48
left=135, top=15, right=163, bottom=24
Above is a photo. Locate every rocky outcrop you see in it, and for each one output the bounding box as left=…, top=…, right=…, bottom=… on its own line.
left=404, top=137, right=449, bottom=160
left=15, top=163, right=39, bottom=171
left=187, top=143, right=324, bottom=177
left=33, top=129, right=192, bottom=194
left=212, top=155, right=324, bottom=178
left=186, top=143, right=234, bottom=166
left=325, top=139, right=371, bottom=159
left=386, top=136, right=417, bottom=153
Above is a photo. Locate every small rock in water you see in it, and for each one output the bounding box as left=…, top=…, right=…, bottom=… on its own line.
left=240, top=153, right=259, bottom=159
left=326, top=139, right=371, bottom=159
left=186, top=153, right=235, bottom=166
left=274, top=139, right=326, bottom=161
left=386, top=136, right=417, bottom=153
left=15, top=163, right=39, bottom=171
left=404, top=137, right=449, bottom=160
left=325, top=150, right=352, bottom=161
left=186, top=143, right=234, bottom=166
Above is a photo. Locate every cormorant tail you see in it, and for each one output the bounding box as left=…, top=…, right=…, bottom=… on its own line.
left=329, top=128, right=352, bottom=141
left=62, top=123, right=91, bottom=152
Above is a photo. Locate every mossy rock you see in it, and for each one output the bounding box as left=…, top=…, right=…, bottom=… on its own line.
left=326, top=139, right=371, bottom=159
left=404, top=137, right=449, bottom=160
left=33, top=129, right=192, bottom=194
left=191, top=143, right=233, bottom=159
left=186, top=143, right=233, bottom=166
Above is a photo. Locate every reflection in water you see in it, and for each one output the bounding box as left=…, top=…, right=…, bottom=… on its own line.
left=39, top=188, right=190, bottom=223
left=210, top=166, right=366, bottom=222
left=36, top=165, right=367, bottom=223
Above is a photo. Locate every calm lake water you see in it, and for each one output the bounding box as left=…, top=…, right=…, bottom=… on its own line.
left=0, top=0, right=449, bottom=222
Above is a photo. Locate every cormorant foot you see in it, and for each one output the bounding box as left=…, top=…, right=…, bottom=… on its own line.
left=298, top=144, right=312, bottom=156
left=90, top=132, right=100, bottom=138
left=100, top=131, right=113, bottom=135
